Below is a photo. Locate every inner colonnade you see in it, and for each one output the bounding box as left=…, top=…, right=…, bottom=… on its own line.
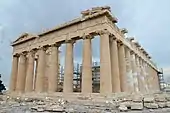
left=9, top=6, right=160, bottom=95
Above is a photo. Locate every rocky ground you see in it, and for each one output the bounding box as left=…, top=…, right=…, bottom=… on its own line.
left=1, top=92, right=170, bottom=113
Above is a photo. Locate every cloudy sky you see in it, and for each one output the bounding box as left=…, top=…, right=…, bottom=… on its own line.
left=0, top=0, right=170, bottom=87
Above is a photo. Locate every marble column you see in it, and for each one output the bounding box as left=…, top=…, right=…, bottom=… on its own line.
left=63, top=40, right=74, bottom=93
left=141, top=60, right=149, bottom=92
left=35, top=47, right=46, bottom=92
left=131, top=52, right=139, bottom=92
left=48, top=44, right=60, bottom=92
left=118, top=43, right=127, bottom=92
left=82, top=35, right=92, bottom=93
left=16, top=52, right=27, bottom=93
left=9, top=55, right=19, bottom=92
left=25, top=51, right=35, bottom=92
left=110, top=36, right=121, bottom=93
left=135, top=55, right=142, bottom=92
left=125, top=47, right=133, bottom=92
left=100, top=30, right=112, bottom=94
left=138, top=57, right=145, bottom=92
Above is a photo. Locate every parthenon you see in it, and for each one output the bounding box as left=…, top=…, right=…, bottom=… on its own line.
left=9, top=6, right=161, bottom=95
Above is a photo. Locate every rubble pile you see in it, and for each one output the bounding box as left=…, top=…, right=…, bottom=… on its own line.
left=1, top=92, right=170, bottom=112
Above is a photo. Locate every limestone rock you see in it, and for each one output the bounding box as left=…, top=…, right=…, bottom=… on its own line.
left=118, top=104, right=128, bottom=112
left=157, top=102, right=166, bottom=108
left=155, top=97, right=166, bottom=102
left=144, top=97, right=155, bottom=103
left=45, top=105, right=64, bottom=112
left=131, top=102, right=143, bottom=110
left=166, top=102, right=170, bottom=107
left=144, top=103, right=158, bottom=109
left=133, top=96, right=143, bottom=102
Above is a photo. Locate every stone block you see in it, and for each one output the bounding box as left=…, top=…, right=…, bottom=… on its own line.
left=130, top=102, right=143, bottom=110
left=166, top=102, right=170, bottom=107
left=144, top=97, right=155, bottom=103
left=157, top=102, right=166, bottom=108
left=144, top=103, right=158, bottom=109
left=133, top=96, right=143, bottom=102
left=118, top=104, right=128, bottom=112
left=155, top=97, right=166, bottom=102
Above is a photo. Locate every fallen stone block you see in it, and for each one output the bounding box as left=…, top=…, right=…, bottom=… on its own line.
left=144, top=97, right=155, bottom=103
left=144, top=103, right=158, bottom=109
left=45, top=105, right=64, bottom=112
left=155, top=97, right=166, bottom=102
left=131, top=102, right=143, bottom=110
left=118, top=104, right=128, bottom=112
left=157, top=102, right=166, bottom=108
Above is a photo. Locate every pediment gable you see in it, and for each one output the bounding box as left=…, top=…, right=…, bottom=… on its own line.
left=12, top=33, right=39, bottom=45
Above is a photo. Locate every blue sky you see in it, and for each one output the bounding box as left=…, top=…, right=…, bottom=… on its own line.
left=0, top=0, right=170, bottom=86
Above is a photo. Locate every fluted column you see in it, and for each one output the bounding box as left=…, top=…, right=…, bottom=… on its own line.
left=25, top=50, right=35, bottom=92
left=131, top=52, right=139, bottom=92
left=139, top=58, right=146, bottom=92
left=110, top=36, right=121, bottom=93
left=9, top=54, right=19, bottom=92
left=118, top=43, right=127, bottom=92
left=35, top=47, right=46, bottom=92
left=100, top=30, right=112, bottom=94
left=82, top=35, right=92, bottom=93
left=16, top=52, right=27, bottom=93
left=141, top=60, right=149, bottom=92
left=135, top=55, right=142, bottom=92
left=63, top=40, right=74, bottom=93
left=48, top=44, right=60, bottom=92
left=125, top=47, right=134, bottom=92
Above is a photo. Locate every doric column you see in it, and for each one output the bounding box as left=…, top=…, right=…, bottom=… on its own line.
left=25, top=50, right=35, bottom=92
left=138, top=58, right=146, bottom=92
left=99, top=30, right=112, bottom=94
left=135, top=55, right=142, bottom=92
left=118, top=42, right=127, bottom=92
left=9, top=54, right=19, bottom=92
left=16, top=52, right=27, bottom=93
left=131, top=52, right=139, bottom=92
left=35, top=47, right=47, bottom=92
left=81, top=34, right=93, bottom=93
left=110, top=36, right=121, bottom=93
left=125, top=47, right=134, bottom=92
left=63, top=39, right=74, bottom=93
left=48, top=44, right=60, bottom=92
left=141, top=60, right=149, bottom=92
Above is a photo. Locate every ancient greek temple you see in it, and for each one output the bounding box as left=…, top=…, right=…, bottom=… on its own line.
left=9, top=6, right=161, bottom=95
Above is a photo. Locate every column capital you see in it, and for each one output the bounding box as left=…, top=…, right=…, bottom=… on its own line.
left=97, top=29, right=110, bottom=36
left=13, top=53, right=20, bottom=57
left=39, top=45, right=49, bottom=51
left=109, top=35, right=117, bottom=42
left=50, top=43, right=61, bottom=47
left=82, top=33, right=93, bottom=40
left=65, top=39, right=75, bottom=44
left=19, top=51, right=28, bottom=56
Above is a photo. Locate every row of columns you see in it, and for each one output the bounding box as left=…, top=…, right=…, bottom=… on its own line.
left=9, top=31, right=160, bottom=94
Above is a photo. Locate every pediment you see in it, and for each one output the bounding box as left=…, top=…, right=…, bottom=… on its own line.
left=12, top=32, right=39, bottom=44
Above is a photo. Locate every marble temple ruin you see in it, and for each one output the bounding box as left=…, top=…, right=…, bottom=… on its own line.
left=9, top=6, right=161, bottom=95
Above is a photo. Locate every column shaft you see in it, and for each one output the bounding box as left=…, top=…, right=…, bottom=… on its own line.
left=125, top=48, right=134, bottom=92
left=48, top=45, right=59, bottom=92
left=131, top=53, right=139, bottom=92
left=25, top=52, right=35, bottom=92
left=82, top=36, right=92, bottom=93
left=35, top=48, right=46, bottom=92
left=135, top=55, right=142, bottom=92
left=16, top=53, right=27, bottom=92
left=118, top=43, right=127, bottom=92
left=9, top=56, right=19, bottom=92
left=100, top=31, right=112, bottom=94
left=110, top=38, right=121, bottom=92
left=63, top=40, right=74, bottom=93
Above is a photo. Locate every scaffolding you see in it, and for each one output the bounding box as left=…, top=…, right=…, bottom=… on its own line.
left=158, top=68, right=165, bottom=91
left=58, top=61, right=100, bottom=92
